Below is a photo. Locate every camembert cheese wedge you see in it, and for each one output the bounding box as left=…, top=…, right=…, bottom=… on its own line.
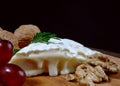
left=9, top=38, right=99, bottom=77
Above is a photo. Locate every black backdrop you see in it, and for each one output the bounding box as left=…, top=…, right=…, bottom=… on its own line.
left=0, top=0, right=120, bottom=53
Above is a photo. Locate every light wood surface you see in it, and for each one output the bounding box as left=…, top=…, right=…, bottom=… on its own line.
left=23, top=51, right=120, bottom=86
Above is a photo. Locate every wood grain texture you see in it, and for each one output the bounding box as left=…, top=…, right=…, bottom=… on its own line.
left=23, top=54, right=120, bottom=86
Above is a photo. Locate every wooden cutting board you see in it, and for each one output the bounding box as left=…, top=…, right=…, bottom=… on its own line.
left=23, top=53, right=120, bottom=86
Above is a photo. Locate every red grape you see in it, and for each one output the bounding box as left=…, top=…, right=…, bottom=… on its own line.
left=0, top=40, right=13, bottom=66
left=0, top=64, right=26, bottom=86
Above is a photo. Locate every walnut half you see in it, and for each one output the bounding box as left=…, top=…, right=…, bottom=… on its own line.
left=66, top=64, right=108, bottom=86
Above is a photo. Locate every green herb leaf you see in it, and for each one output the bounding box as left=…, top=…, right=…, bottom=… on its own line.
left=31, top=32, right=57, bottom=43
left=14, top=48, right=20, bottom=55
left=13, top=32, right=58, bottom=55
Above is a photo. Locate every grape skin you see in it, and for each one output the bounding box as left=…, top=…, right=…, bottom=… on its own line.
left=0, top=40, right=13, bottom=66
left=0, top=64, right=26, bottom=86
left=0, top=40, right=26, bottom=86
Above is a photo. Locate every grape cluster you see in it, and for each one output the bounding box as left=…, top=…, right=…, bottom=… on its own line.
left=0, top=40, right=26, bottom=86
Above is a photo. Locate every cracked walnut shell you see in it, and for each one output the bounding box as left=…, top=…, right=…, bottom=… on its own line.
left=14, top=24, right=40, bottom=48
left=0, top=29, right=19, bottom=49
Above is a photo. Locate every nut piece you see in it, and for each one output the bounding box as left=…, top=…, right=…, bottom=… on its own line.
left=65, top=74, right=76, bottom=81
left=14, top=24, right=40, bottom=48
left=0, top=27, right=3, bottom=31
left=75, top=64, right=108, bottom=86
left=65, top=53, right=119, bottom=86
left=87, top=53, right=119, bottom=73
left=0, top=30, right=19, bottom=49
left=66, top=64, right=108, bottom=86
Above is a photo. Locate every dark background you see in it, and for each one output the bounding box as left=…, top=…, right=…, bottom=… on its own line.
left=0, top=0, right=120, bottom=53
